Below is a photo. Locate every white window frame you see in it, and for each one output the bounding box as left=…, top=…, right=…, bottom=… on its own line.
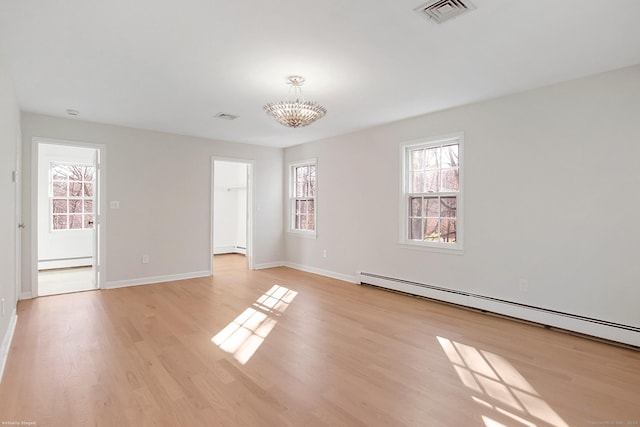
left=400, top=133, right=464, bottom=254
left=288, top=159, right=317, bottom=238
left=49, top=162, right=96, bottom=232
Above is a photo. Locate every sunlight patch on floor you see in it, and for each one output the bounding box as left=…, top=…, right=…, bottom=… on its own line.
left=212, top=284, right=297, bottom=364
left=437, top=336, right=569, bottom=427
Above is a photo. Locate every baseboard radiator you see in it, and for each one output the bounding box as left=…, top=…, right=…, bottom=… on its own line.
left=358, top=272, right=640, bottom=348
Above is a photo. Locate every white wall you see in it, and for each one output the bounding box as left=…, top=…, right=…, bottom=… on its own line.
left=37, top=143, right=94, bottom=269
left=213, top=161, right=247, bottom=254
left=0, top=48, right=20, bottom=380
left=21, top=114, right=283, bottom=292
left=284, top=65, right=640, bottom=344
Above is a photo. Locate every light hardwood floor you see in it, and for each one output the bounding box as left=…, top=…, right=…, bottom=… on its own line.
left=1, top=254, right=638, bottom=426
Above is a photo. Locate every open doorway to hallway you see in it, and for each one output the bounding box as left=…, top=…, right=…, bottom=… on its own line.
left=212, top=159, right=253, bottom=273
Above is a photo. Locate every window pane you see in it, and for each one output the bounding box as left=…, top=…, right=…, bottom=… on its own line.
left=425, top=197, right=439, bottom=217
left=52, top=166, right=68, bottom=180
left=410, top=197, right=422, bottom=217
left=52, top=181, right=67, bottom=196
left=69, top=199, right=83, bottom=214
left=84, top=182, right=94, bottom=197
left=297, top=214, right=308, bottom=230
left=296, top=166, right=307, bottom=182
left=441, top=168, right=459, bottom=192
left=441, top=144, right=459, bottom=168
left=425, top=147, right=439, bottom=169
left=69, top=215, right=83, bottom=229
left=440, top=219, right=457, bottom=242
left=52, top=199, right=67, bottom=213
left=69, top=181, right=83, bottom=197
left=308, top=180, right=316, bottom=198
left=296, top=200, right=307, bottom=214
left=425, top=219, right=439, bottom=242
left=409, top=218, right=423, bottom=240
left=411, top=171, right=424, bottom=193
left=410, top=149, right=424, bottom=171
left=53, top=215, right=67, bottom=230
left=82, top=167, right=94, bottom=181
left=84, top=200, right=93, bottom=213
left=440, top=197, right=457, bottom=218
left=424, top=170, right=440, bottom=192
left=307, top=200, right=315, bottom=214
left=84, top=215, right=94, bottom=229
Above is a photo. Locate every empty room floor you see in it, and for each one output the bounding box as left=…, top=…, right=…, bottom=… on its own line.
left=1, top=254, right=638, bottom=426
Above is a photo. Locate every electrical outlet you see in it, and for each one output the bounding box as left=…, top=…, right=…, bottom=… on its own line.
left=110, top=201, right=120, bottom=209
left=322, top=249, right=327, bottom=258
left=519, top=279, right=528, bottom=292
left=142, top=255, right=149, bottom=264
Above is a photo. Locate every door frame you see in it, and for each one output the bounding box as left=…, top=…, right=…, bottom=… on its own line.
left=31, top=137, right=107, bottom=296
left=14, top=124, right=22, bottom=302
left=211, top=156, right=255, bottom=274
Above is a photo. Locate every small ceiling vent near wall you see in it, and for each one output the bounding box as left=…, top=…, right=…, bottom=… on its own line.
left=415, top=0, right=476, bottom=24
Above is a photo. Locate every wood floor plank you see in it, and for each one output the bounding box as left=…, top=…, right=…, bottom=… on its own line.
left=1, top=254, right=638, bottom=426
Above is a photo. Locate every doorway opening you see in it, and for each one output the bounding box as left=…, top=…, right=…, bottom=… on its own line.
left=34, top=140, right=104, bottom=296
left=212, top=158, right=253, bottom=274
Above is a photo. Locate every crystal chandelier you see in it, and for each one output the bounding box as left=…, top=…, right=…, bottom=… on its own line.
left=264, top=76, right=327, bottom=128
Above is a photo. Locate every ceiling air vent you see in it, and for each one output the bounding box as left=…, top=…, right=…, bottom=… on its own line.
left=214, top=112, right=238, bottom=120
left=415, top=0, right=476, bottom=24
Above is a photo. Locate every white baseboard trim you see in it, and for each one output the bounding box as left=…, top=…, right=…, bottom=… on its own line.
left=0, top=310, right=18, bottom=383
left=253, top=261, right=285, bottom=270
left=105, top=271, right=211, bottom=290
left=358, top=272, right=640, bottom=348
left=214, top=246, right=247, bottom=255
left=285, top=262, right=359, bottom=284
left=20, top=292, right=32, bottom=300
left=213, top=246, right=235, bottom=255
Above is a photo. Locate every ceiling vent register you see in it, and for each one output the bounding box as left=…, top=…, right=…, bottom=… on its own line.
left=416, top=0, right=476, bottom=24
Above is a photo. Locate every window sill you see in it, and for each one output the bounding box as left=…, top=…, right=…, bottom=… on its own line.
left=399, top=242, right=464, bottom=255
left=287, top=230, right=317, bottom=239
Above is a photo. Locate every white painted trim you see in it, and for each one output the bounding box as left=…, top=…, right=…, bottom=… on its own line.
left=214, top=247, right=247, bottom=255
left=398, top=132, right=464, bottom=252
left=105, top=271, right=210, bottom=289
left=253, top=262, right=285, bottom=270
left=20, top=292, right=32, bottom=300
left=31, top=137, right=108, bottom=297
left=287, top=158, right=318, bottom=237
left=358, top=273, right=640, bottom=347
left=285, top=262, right=359, bottom=284
left=213, top=246, right=236, bottom=255
left=0, top=310, right=18, bottom=383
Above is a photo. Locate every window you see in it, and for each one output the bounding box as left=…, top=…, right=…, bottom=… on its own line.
left=289, top=160, right=316, bottom=236
left=50, top=163, right=95, bottom=230
left=401, top=134, right=463, bottom=251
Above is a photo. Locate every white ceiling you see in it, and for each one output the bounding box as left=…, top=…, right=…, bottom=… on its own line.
left=1, top=0, right=639, bottom=148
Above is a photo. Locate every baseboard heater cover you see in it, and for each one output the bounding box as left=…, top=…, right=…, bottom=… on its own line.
left=359, top=272, right=640, bottom=348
